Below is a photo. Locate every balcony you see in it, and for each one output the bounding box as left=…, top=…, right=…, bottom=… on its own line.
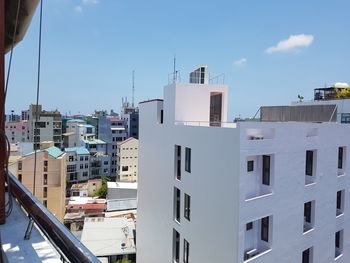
left=0, top=173, right=99, bottom=263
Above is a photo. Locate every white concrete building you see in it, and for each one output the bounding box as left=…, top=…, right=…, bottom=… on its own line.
left=65, top=147, right=90, bottom=183
left=65, top=119, right=96, bottom=148
left=137, top=72, right=350, bottom=263
left=116, top=137, right=139, bottom=182
left=106, top=181, right=137, bottom=211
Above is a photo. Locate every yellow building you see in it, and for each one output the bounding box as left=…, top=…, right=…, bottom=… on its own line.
left=9, top=142, right=66, bottom=222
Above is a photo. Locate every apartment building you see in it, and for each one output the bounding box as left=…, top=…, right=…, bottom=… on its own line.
left=65, top=147, right=90, bottom=183
left=137, top=69, right=350, bottom=263
left=121, top=99, right=139, bottom=139
left=28, top=104, right=62, bottom=149
left=116, top=137, right=139, bottom=182
left=99, top=116, right=127, bottom=177
left=65, top=119, right=96, bottom=148
left=82, top=139, right=110, bottom=179
left=9, top=142, right=66, bottom=222
left=5, top=120, right=29, bottom=143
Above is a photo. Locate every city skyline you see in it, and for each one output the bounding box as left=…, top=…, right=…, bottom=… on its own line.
left=5, top=0, right=350, bottom=119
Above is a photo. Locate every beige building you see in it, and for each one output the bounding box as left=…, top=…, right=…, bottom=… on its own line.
left=9, top=142, right=67, bottom=222
left=116, top=137, right=139, bottom=182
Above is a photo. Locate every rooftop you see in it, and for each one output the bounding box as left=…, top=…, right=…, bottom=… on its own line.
left=65, top=147, right=90, bottom=155
left=67, top=119, right=86, bottom=123
left=24, top=146, right=64, bottom=159
left=107, top=182, right=138, bottom=190
left=82, top=139, right=106, bottom=145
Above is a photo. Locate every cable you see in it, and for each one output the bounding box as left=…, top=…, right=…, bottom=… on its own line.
left=33, top=0, right=44, bottom=197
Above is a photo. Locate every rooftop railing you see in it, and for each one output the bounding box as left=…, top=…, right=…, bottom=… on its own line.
left=7, top=172, right=100, bottom=263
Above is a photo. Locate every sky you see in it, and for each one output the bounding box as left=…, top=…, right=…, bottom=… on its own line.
left=5, top=0, right=350, bottom=119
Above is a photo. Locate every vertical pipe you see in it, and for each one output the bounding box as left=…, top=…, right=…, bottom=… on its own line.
left=0, top=0, right=6, bottom=224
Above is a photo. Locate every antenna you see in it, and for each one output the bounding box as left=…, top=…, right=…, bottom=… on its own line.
left=173, top=55, right=176, bottom=83
left=132, top=70, right=135, bottom=107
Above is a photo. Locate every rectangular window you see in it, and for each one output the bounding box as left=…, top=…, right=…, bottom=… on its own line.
left=80, top=164, right=83, bottom=169
left=338, top=147, right=344, bottom=169
left=184, top=193, right=191, bottom=221
left=43, top=200, right=47, bottom=207
left=173, top=229, right=180, bottom=263
left=335, top=230, right=343, bottom=258
left=304, top=201, right=312, bottom=223
left=247, top=160, right=254, bottom=172
left=69, top=156, right=74, bottom=162
left=122, top=166, right=129, bottom=171
left=80, top=156, right=83, bottom=161
left=160, top=110, right=163, bottom=124
left=261, top=216, right=269, bottom=242
left=246, top=222, right=253, bottom=231
left=183, top=239, right=189, bottom=263
left=18, top=161, right=22, bottom=170
left=336, top=190, right=344, bottom=216
left=262, top=155, right=270, bottom=185
left=341, top=113, right=350, bottom=123
left=174, top=187, right=181, bottom=223
left=185, top=147, right=191, bottom=173
left=305, top=151, right=313, bottom=176
left=302, top=247, right=312, bottom=263
left=43, top=174, right=47, bottom=185
left=43, top=187, right=47, bottom=198
left=85, top=156, right=88, bottom=161
left=303, top=201, right=315, bottom=233
left=175, top=145, right=181, bottom=180
left=18, top=174, right=22, bottom=183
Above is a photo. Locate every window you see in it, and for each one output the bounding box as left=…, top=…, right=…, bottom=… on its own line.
left=336, top=190, right=344, bottom=216
left=85, top=164, right=88, bottom=169
left=18, top=161, right=22, bottom=170
left=262, top=155, right=270, bottom=185
left=80, top=156, right=83, bottom=161
left=246, top=222, right=253, bottom=230
left=341, top=113, right=350, bottom=123
left=18, top=174, right=22, bottom=183
left=335, top=230, right=343, bottom=258
left=43, top=200, right=47, bottom=207
left=83, top=172, right=88, bottom=177
left=104, top=161, right=108, bottom=165
left=305, top=151, right=313, bottom=176
left=261, top=216, right=269, bottom=242
left=304, top=201, right=314, bottom=232
left=183, top=239, right=189, bottom=263
left=160, top=110, right=163, bottom=124
left=247, top=160, right=254, bottom=172
left=184, top=193, right=191, bottom=221
left=185, top=147, right=191, bottom=173
left=43, top=174, right=47, bottom=185
left=69, top=156, right=74, bottom=162
left=80, top=164, right=83, bottom=169
left=175, top=145, right=181, bottom=180
left=302, top=247, right=312, bottom=263
left=173, top=229, right=180, bottom=263
left=338, top=147, right=344, bottom=170
left=43, top=187, right=47, bottom=198
left=174, top=187, right=180, bottom=223
left=122, top=166, right=129, bottom=171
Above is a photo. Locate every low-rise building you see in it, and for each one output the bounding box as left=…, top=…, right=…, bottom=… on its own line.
left=70, top=179, right=102, bottom=197
left=5, top=120, right=30, bottom=143
left=65, top=147, right=90, bottom=183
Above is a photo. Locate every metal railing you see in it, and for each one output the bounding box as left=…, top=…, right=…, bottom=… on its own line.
left=8, top=172, right=100, bottom=263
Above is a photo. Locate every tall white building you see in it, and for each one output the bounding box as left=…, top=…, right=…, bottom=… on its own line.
left=116, top=137, right=139, bottom=182
left=137, top=70, right=350, bottom=263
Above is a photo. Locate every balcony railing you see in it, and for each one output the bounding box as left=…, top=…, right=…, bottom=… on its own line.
left=7, top=172, right=99, bottom=263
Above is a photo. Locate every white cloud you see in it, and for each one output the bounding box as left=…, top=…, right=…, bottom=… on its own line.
left=82, top=0, right=100, bottom=5
left=265, top=34, right=314, bottom=54
left=233, top=58, right=247, bottom=66
left=74, top=5, right=83, bottom=12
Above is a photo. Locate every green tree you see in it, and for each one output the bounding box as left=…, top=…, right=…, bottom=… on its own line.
left=96, top=177, right=111, bottom=198
left=116, top=258, right=132, bottom=263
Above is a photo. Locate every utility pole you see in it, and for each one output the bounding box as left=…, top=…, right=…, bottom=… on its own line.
left=0, top=0, right=6, bottom=224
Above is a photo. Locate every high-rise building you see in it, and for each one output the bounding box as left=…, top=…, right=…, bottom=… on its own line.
left=28, top=104, right=62, bottom=150
left=137, top=68, right=350, bottom=263
left=121, top=99, right=139, bottom=139
left=9, top=142, right=67, bottom=222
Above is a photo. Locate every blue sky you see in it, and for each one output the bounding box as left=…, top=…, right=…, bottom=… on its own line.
left=5, top=0, right=350, bottom=119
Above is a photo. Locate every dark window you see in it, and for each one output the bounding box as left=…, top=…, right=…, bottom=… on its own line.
left=122, top=166, right=129, bottom=171
left=85, top=156, right=88, bottom=161
left=302, top=248, right=311, bottom=263
left=174, top=188, right=180, bottom=223
left=80, top=156, right=83, bottom=161
left=341, top=113, right=350, bottom=124
left=175, top=145, right=181, bottom=180
left=262, top=155, right=270, bottom=185
left=335, top=231, right=340, bottom=248
left=185, top=147, right=191, bottom=173
left=246, top=222, right=253, bottom=231
left=261, top=216, right=269, bottom=242
left=80, top=164, right=83, bottom=169
left=18, top=174, right=22, bottom=183
left=304, top=201, right=312, bottom=223
left=184, top=193, right=191, bottom=221
left=43, top=200, right=47, bottom=207
left=337, top=191, right=342, bottom=210
left=183, top=239, right=189, bottom=263
left=305, top=151, right=313, bottom=176
left=247, top=160, right=254, bottom=172
left=43, top=187, right=47, bottom=198
left=43, top=174, right=47, bottom=185
left=18, top=161, right=22, bottom=170
left=338, top=147, right=344, bottom=169
left=173, top=230, right=180, bottom=263
left=160, top=110, right=164, bottom=124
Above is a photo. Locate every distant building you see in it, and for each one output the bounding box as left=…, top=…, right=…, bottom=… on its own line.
left=121, top=99, right=139, bottom=139
left=21, top=110, right=29, bottom=121
left=9, top=142, right=66, bottom=222
left=65, top=119, right=95, bottom=148
left=98, top=116, right=127, bottom=177
left=106, top=181, right=137, bottom=212
left=82, top=139, right=110, bottom=179
left=116, top=137, right=138, bottom=182
left=65, top=147, right=90, bottom=183
left=28, top=104, right=62, bottom=149
left=5, top=120, right=29, bottom=143
left=70, top=179, right=103, bottom=197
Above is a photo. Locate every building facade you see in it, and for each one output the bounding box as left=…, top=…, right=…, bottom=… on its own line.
left=116, top=137, right=139, bottom=182
left=5, top=120, right=29, bottom=143
left=137, top=75, right=350, bottom=263
left=65, top=147, right=90, bottom=183
left=9, top=143, right=66, bottom=222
